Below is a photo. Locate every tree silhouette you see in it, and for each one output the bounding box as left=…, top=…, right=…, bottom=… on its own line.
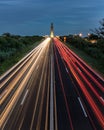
left=91, top=18, right=104, bottom=38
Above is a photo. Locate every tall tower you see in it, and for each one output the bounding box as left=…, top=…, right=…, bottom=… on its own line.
left=50, top=23, right=54, bottom=38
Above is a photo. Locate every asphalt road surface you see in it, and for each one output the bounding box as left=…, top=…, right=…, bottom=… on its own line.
left=0, top=37, right=104, bottom=130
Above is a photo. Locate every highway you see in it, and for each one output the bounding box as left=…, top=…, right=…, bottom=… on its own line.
left=0, top=37, right=104, bottom=130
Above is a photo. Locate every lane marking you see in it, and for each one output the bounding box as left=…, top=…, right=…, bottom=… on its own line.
left=36, top=65, right=39, bottom=70
left=21, top=89, right=29, bottom=105
left=50, top=54, right=54, bottom=130
left=19, top=116, right=25, bottom=130
left=100, top=97, right=104, bottom=102
left=1, top=38, right=51, bottom=129
left=45, top=65, right=50, bottom=130
left=0, top=38, right=49, bottom=80
left=78, top=97, right=87, bottom=117
left=66, top=67, right=69, bottom=73
left=54, top=78, right=58, bottom=130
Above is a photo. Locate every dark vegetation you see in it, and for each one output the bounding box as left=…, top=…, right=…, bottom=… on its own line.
left=90, top=18, right=104, bottom=39
left=0, top=33, right=43, bottom=75
left=60, top=19, right=104, bottom=75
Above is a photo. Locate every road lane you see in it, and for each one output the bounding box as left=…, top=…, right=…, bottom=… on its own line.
left=1, top=37, right=103, bottom=130
left=54, top=43, right=93, bottom=130
left=50, top=40, right=54, bottom=130
left=1, top=38, right=51, bottom=130
left=53, top=37, right=104, bottom=130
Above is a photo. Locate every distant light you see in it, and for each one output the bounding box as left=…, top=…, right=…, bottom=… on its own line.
left=50, top=23, right=54, bottom=38
left=50, top=33, right=54, bottom=38
left=64, top=37, right=66, bottom=43
left=88, top=33, right=90, bottom=37
left=56, top=36, right=60, bottom=39
left=90, top=40, right=97, bottom=44
left=79, top=33, right=82, bottom=37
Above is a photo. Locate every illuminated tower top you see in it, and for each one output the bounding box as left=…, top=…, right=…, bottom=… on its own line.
left=50, top=23, right=54, bottom=38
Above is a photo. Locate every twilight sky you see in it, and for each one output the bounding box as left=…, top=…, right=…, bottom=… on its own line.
left=0, top=0, right=104, bottom=36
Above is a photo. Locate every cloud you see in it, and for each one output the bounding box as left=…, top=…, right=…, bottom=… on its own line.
left=0, top=0, right=104, bottom=35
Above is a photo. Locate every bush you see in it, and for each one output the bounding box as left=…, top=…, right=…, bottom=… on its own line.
left=0, top=34, right=43, bottom=64
left=61, top=35, right=104, bottom=60
left=97, top=39, right=104, bottom=51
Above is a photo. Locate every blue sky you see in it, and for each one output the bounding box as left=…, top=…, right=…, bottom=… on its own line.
left=0, top=0, right=104, bottom=36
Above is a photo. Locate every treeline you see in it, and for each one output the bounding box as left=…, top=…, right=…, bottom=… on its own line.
left=60, top=19, right=104, bottom=65
left=0, top=33, right=43, bottom=62
left=60, top=35, right=104, bottom=62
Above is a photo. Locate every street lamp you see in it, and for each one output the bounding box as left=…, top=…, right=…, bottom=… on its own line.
left=88, top=33, right=91, bottom=37
left=79, top=33, right=82, bottom=37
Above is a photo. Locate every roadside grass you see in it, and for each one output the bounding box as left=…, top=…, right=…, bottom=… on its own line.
left=66, top=44, right=104, bottom=77
left=0, top=41, right=41, bottom=76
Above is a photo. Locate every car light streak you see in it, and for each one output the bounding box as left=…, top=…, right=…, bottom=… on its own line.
left=49, top=54, right=54, bottom=130
left=1, top=37, right=103, bottom=130
left=53, top=37, right=104, bottom=129
left=30, top=39, right=51, bottom=130
left=0, top=47, right=42, bottom=105
left=1, top=37, right=51, bottom=129
left=63, top=46, right=104, bottom=93
left=54, top=45, right=74, bottom=130
left=63, top=43, right=104, bottom=93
